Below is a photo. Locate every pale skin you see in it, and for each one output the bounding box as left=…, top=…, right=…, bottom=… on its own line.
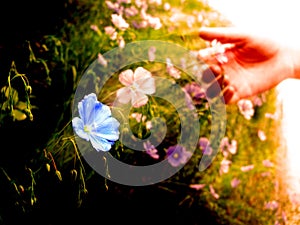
left=198, top=27, right=300, bottom=104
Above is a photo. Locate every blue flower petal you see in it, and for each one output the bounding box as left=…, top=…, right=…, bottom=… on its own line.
left=93, top=117, right=120, bottom=141
left=72, top=117, right=90, bottom=141
left=93, top=103, right=112, bottom=125
left=78, top=93, right=99, bottom=125
left=89, top=134, right=114, bottom=152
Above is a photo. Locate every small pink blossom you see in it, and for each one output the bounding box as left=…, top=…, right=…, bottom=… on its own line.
left=104, top=26, right=118, bottom=40
left=111, top=14, right=129, bottom=31
left=163, top=2, right=171, bottom=11
left=117, top=36, right=125, bottom=48
left=118, top=0, right=131, bottom=4
left=262, top=159, right=274, bottom=168
left=131, top=112, right=146, bottom=122
left=264, top=200, right=279, bottom=210
left=148, top=46, right=156, bottom=62
left=145, top=121, right=152, bottom=130
left=265, top=112, right=279, bottom=120
left=220, top=137, right=237, bottom=157
left=189, top=184, right=206, bottom=190
left=106, top=1, right=123, bottom=14
left=209, top=184, right=219, bottom=199
left=116, top=67, right=155, bottom=108
left=140, top=9, right=162, bottom=30
left=124, top=6, right=138, bottom=17
left=197, top=39, right=233, bottom=64
left=258, top=129, right=267, bottom=141
left=97, top=53, right=108, bottom=67
left=252, top=95, right=263, bottom=106
left=146, top=15, right=162, bottom=30
left=261, top=171, right=271, bottom=177
left=186, top=15, right=195, bottom=28
left=220, top=158, right=231, bottom=175
left=237, top=99, right=255, bottom=120
left=241, top=164, right=254, bottom=172
left=231, top=178, right=241, bottom=188
left=166, top=58, right=181, bottom=79
left=148, top=0, right=162, bottom=5
left=90, top=24, right=100, bottom=32
left=143, top=140, right=159, bottom=159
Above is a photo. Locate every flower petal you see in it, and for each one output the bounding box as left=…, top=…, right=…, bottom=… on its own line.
left=93, top=102, right=112, bottom=125
left=119, top=69, right=134, bottom=86
left=78, top=93, right=99, bottom=125
left=133, top=67, right=152, bottom=81
left=131, top=91, right=148, bottom=108
left=93, top=117, right=120, bottom=141
left=136, top=77, right=156, bottom=94
left=89, top=134, right=114, bottom=152
left=116, top=87, right=132, bottom=104
left=72, top=117, right=90, bottom=141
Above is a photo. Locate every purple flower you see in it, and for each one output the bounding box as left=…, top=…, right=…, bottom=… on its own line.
left=166, top=145, right=192, bottom=167
left=143, top=140, right=159, bottom=159
left=184, top=82, right=206, bottom=105
left=198, top=137, right=213, bottom=155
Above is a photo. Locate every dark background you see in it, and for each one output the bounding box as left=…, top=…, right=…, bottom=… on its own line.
left=0, top=2, right=223, bottom=224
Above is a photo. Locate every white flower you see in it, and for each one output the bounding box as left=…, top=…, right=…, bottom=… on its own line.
left=116, top=67, right=156, bottom=108
left=237, top=99, right=255, bottom=120
left=111, top=14, right=129, bottom=31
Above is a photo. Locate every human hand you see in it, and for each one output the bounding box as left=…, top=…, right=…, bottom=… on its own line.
left=198, top=27, right=294, bottom=104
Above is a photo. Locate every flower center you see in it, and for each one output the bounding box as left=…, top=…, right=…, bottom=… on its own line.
left=84, top=125, right=92, bottom=134
left=130, top=82, right=139, bottom=91
left=173, top=152, right=179, bottom=159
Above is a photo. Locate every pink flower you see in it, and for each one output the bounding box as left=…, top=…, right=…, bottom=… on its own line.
left=189, top=184, right=206, bottom=190
left=258, top=129, right=267, bottom=141
left=209, top=184, right=219, bottom=199
left=166, top=58, right=181, bottom=79
left=241, top=164, right=254, bottom=172
left=111, top=14, right=129, bottom=31
left=97, top=53, right=107, bottom=67
left=124, top=6, right=139, bottom=17
left=116, top=67, right=155, bottom=108
left=231, top=178, right=240, bottom=188
left=130, top=112, right=146, bottom=122
left=117, top=36, right=125, bottom=48
left=264, top=200, right=279, bottom=210
left=143, top=140, right=159, bottom=159
left=163, top=2, right=171, bottom=11
left=219, top=158, right=231, bottom=175
left=265, top=112, right=279, bottom=120
left=197, top=39, right=233, bottom=64
left=104, top=26, right=117, bottom=40
left=237, top=99, right=254, bottom=120
left=220, top=137, right=237, bottom=157
left=262, top=159, right=274, bottom=168
left=90, top=24, right=100, bottom=32
left=148, top=46, right=156, bottom=62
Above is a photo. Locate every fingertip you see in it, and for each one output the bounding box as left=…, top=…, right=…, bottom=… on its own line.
left=223, top=86, right=237, bottom=104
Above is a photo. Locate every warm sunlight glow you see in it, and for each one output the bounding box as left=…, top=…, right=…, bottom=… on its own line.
left=207, top=0, right=300, bottom=202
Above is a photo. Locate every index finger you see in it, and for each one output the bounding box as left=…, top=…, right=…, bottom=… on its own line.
left=199, top=27, right=248, bottom=44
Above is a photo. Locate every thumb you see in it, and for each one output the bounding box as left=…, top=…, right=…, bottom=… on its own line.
left=199, top=27, right=248, bottom=44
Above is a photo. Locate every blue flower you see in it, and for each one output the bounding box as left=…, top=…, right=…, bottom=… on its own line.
left=72, top=93, right=120, bottom=152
